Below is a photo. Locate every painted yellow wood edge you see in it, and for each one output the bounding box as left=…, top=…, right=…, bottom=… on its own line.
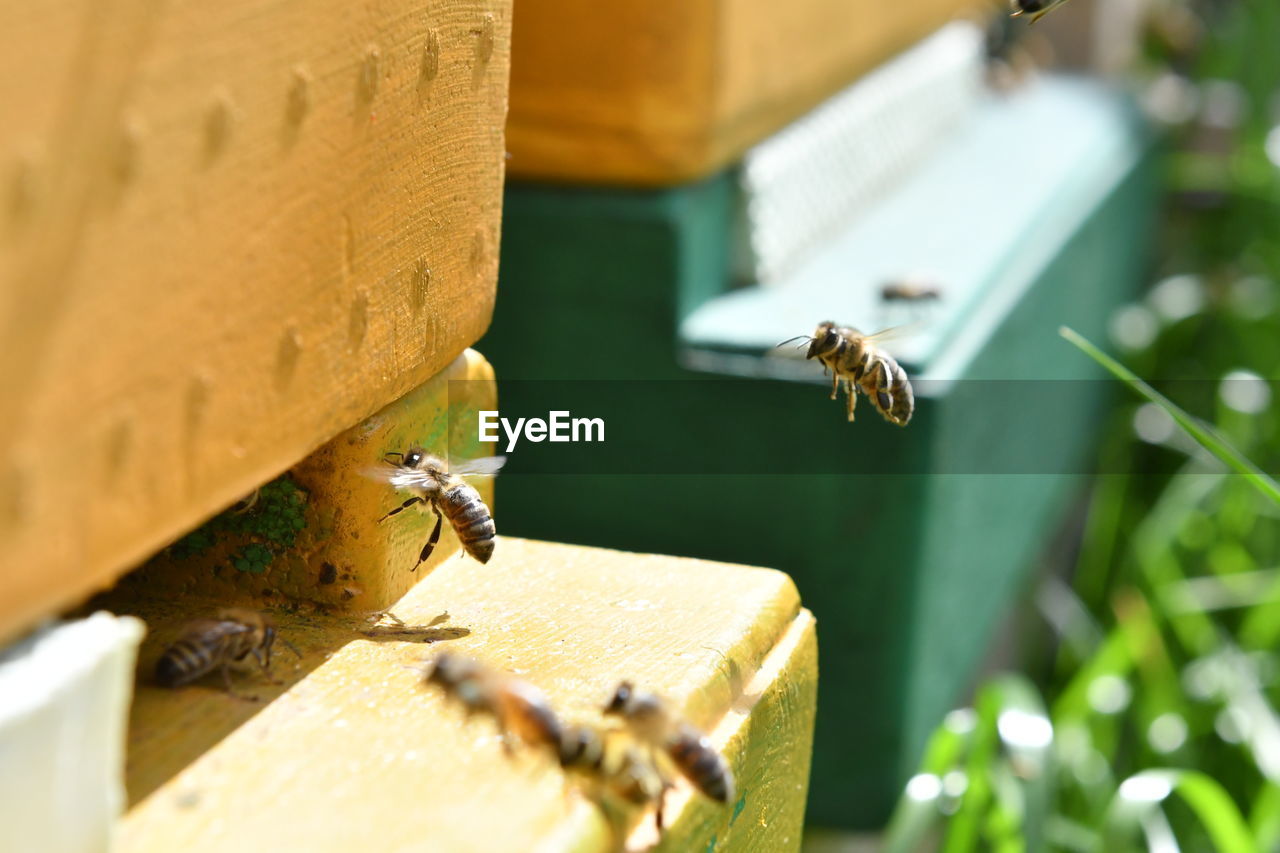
left=505, top=0, right=982, bottom=185
left=103, top=348, right=497, bottom=619
left=116, top=538, right=818, bottom=852
left=0, top=0, right=511, bottom=645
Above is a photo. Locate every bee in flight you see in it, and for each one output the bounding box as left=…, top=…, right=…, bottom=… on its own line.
left=603, top=682, right=736, bottom=814
left=780, top=322, right=915, bottom=426
left=1010, top=0, right=1074, bottom=24
left=155, top=608, right=292, bottom=698
left=370, top=448, right=505, bottom=570
left=420, top=652, right=564, bottom=757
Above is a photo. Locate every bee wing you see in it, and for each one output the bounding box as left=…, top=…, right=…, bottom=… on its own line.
left=360, top=464, right=437, bottom=490
left=861, top=322, right=924, bottom=344
left=450, top=455, right=507, bottom=480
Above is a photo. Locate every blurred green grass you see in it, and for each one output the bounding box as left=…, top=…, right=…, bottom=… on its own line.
left=883, top=0, right=1280, bottom=848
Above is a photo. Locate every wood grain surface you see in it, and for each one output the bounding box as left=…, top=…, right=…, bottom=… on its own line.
left=117, top=538, right=817, bottom=852
left=0, top=0, right=511, bottom=645
left=506, top=0, right=982, bottom=185
left=103, top=348, right=498, bottom=618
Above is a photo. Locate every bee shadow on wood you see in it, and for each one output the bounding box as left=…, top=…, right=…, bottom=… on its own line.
left=356, top=611, right=472, bottom=644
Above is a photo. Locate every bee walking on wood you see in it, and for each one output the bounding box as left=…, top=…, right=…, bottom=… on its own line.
left=421, top=652, right=564, bottom=756
left=559, top=723, right=672, bottom=829
left=1010, top=0, right=1073, bottom=24
left=370, top=448, right=505, bottom=570
left=603, top=682, right=736, bottom=812
left=880, top=280, right=942, bottom=303
left=155, top=608, right=290, bottom=698
left=781, top=322, right=915, bottom=426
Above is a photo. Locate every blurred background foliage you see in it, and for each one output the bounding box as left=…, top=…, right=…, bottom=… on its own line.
left=883, top=0, right=1280, bottom=849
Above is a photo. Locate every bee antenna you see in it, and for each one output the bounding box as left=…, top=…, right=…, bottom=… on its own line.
left=775, top=335, right=812, bottom=348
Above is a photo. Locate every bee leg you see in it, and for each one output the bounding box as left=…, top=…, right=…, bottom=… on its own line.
left=654, top=779, right=674, bottom=834
left=379, top=496, right=425, bottom=522
left=829, top=371, right=839, bottom=401
left=230, top=488, right=261, bottom=515
left=493, top=718, right=517, bottom=756
left=367, top=610, right=407, bottom=628
left=220, top=665, right=261, bottom=702
left=413, top=505, right=445, bottom=571
left=250, top=647, right=283, bottom=685
left=845, top=380, right=857, bottom=422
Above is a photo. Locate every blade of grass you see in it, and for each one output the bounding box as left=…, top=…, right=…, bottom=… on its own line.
left=1105, top=769, right=1255, bottom=853
left=1059, top=326, right=1280, bottom=505
left=1250, top=782, right=1280, bottom=850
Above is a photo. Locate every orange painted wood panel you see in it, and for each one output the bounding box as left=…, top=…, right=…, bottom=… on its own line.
left=0, top=0, right=511, bottom=644
left=506, top=0, right=982, bottom=185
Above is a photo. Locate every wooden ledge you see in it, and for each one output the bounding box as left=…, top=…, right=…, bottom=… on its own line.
left=117, top=538, right=817, bottom=851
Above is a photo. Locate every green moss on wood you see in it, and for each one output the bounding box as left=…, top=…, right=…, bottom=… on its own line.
left=166, top=475, right=310, bottom=571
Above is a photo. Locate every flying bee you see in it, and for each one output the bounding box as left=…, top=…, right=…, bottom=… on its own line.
left=1010, top=0, right=1074, bottom=24
left=880, top=280, right=942, bottom=303
left=421, top=652, right=564, bottom=756
left=603, top=682, right=736, bottom=808
left=155, top=608, right=289, bottom=697
left=370, top=448, right=505, bottom=570
left=781, top=322, right=914, bottom=426
left=559, top=723, right=672, bottom=829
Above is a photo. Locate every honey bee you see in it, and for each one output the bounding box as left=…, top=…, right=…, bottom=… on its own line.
left=782, top=322, right=914, bottom=426
left=559, top=723, right=671, bottom=828
left=421, top=652, right=564, bottom=756
left=880, top=280, right=942, bottom=303
left=603, top=682, right=736, bottom=809
left=371, top=448, right=505, bottom=570
left=1010, top=0, right=1073, bottom=24
left=155, top=608, right=284, bottom=696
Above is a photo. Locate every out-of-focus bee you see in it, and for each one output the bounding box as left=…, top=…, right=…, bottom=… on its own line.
left=421, top=652, right=563, bottom=756
left=782, top=322, right=914, bottom=426
left=155, top=608, right=284, bottom=696
left=369, top=448, right=505, bottom=570
left=880, top=280, right=942, bottom=303
left=1010, top=0, right=1073, bottom=24
left=559, top=723, right=672, bottom=828
left=603, top=682, right=736, bottom=809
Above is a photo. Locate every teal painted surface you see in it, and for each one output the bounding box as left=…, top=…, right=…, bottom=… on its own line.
left=479, top=78, right=1157, bottom=828
left=487, top=174, right=735, bottom=379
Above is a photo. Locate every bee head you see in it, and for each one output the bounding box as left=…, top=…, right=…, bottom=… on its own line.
left=604, top=681, right=634, bottom=715
left=424, top=651, right=456, bottom=685
left=425, top=652, right=484, bottom=697
left=385, top=447, right=427, bottom=468
left=807, top=322, right=840, bottom=360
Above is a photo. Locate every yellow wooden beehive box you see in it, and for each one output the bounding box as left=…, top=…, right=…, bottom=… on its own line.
left=505, top=0, right=984, bottom=185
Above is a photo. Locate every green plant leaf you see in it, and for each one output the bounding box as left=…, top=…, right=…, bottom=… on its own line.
left=1059, top=326, right=1280, bottom=506
left=1105, top=769, right=1255, bottom=853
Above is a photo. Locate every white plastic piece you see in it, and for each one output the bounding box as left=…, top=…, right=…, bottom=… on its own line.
left=0, top=612, right=146, bottom=853
left=735, top=21, right=986, bottom=286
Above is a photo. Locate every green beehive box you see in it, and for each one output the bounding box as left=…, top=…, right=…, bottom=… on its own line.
left=479, top=78, right=1156, bottom=827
